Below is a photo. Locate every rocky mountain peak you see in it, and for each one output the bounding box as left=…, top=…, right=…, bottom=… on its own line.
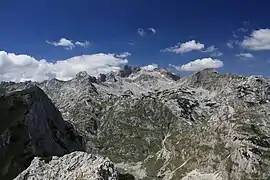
left=180, top=68, right=245, bottom=92
left=156, top=68, right=180, bottom=81
left=117, top=65, right=181, bottom=81
left=75, top=71, right=89, bottom=79
left=118, top=65, right=141, bottom=77
left=98, top=73, right=107, bottom=82
left=74, top=71, right=97, bottom=84
left=191, top=68, right=218, bottom=80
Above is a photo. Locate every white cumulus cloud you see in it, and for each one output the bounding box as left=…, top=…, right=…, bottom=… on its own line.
left=232, top=32, right=238, bottom=39
left=75, top=41, right=90, bottom=48
left=148, top=28, right=156, bottom=34
left=128, top=41, right=135, bottom=45
left=236, top=53, right=254, bottom=58
left=203, top=45, right=216, bottom=53
left=241, top=29, right=270, bottom=50
left=226, top=41, right=234, bottom=48
left=137, top=28, right=146, bottom=36
left=46, top=38, right=75, bottom=50
left=203, top=45, right=223, bottom=57
left=210, top=51, right=223, bottom=57
left=46, top=38, right=90, bottom=50
left=115, top=52, right=131, bottom=58
left=162, top=40, right=204, bottom=54
left=171, top=57, right=223, bottom=71
left=238, top=28, right=248, bottom=32
left=0, top=51, right=128, bottom=82
left=226, top=40, right=240, bottom=49
left=141, top=64, right=158, bottom=71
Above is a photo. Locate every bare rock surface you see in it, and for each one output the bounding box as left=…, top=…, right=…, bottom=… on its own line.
left=14, top=151, right=118, bottom=180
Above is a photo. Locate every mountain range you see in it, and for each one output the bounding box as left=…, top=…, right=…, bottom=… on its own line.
left=1, top=66, right=270, bottom=180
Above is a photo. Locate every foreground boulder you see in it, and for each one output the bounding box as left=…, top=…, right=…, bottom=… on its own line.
left=0, top=86, right=84, bottom=180
left=14, top=151, right=118, bottom=180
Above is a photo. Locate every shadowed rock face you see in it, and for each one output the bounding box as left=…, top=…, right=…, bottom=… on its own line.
left=0, top=86, right=84, bottom=180
left=118, top=65, right=141, bottom=77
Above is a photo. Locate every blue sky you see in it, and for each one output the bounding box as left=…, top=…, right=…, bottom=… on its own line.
left=0, top=0, right=270, bottom=81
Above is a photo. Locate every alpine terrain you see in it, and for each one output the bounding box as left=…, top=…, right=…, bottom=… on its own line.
left=1, top=65, right=270, bottom=180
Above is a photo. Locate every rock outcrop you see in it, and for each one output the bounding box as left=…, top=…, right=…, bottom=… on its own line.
left=14, top=151, right=118, bottom=180
left=0, top=86, right=84, bottom=180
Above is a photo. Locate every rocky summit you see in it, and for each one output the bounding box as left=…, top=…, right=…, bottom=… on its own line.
left=1, top=66, right=270, bottom=180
